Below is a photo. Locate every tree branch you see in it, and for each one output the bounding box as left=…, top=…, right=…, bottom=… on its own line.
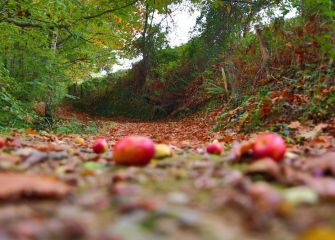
left=3, top=18, right=44, bottom=28
left=82, top=0, right=140, bottom=20
left=2, top=18, right=69, bottom=29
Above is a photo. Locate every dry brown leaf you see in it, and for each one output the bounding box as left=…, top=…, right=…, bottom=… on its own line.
left=314, top=123, right=328, bottom=132
left=225, top=141, right=254, bottom=162
left=304, top=152, right=335, bottom=176
left=248, top=182, right=283, bottom=212
left=304, top=177, right=335, bottom=199
left=288, top=121, right=301, bottom=129
left=308, top=136, right=333, bottom=149
left=34, top=143, right=68, bottom=152
left=282, top=163, right=335, bottom=199
left=0, top=173, right=72, bottom=200
left=300, top=123, right=328, bottom=140
left=0, top=152, right=23, bottom=163
left=246, top=158, right=280, bottom=178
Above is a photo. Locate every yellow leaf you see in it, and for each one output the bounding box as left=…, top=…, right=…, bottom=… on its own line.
left=300, top=228, right=335, bottom=240
left=26, top=128, right=37, bottom=135
left=239, top=112, right=249, bottom=126
left=227, top=5, right=232, bottom=14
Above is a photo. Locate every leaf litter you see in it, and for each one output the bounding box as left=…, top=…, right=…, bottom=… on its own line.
left=0, top=110, right=334, bottom=239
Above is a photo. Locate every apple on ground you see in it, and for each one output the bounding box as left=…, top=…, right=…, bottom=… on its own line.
left=0, top=138, right=4, bottom=148
left=75, top=137, right=85, bottom=145
left=113, top=136, right=155, bottom=166
left=206, top=141, right=223, bottom=155
left=252, top=133, right=286, bottom=161
left=154, top=144, right=172, bottom=159
left=93, top=138, right=108, bottom=154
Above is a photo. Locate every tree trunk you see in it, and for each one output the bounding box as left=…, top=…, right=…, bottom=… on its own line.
left=44, top=30, right=59, bottom=127
left=135, top=1, right=150, bottom=92
left=255, top=25, right=270, bottom=66
left=300, top=0, right=305, bottom=19
left=254, top=24, right=271, bottom=85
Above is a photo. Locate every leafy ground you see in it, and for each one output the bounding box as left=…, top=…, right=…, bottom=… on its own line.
left=0, top=107, right=335, bottom=240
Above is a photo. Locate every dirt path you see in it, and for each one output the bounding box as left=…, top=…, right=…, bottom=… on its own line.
left=0, top=109, right=334, bottom=240
left=58, top=106, right=222, bottom=148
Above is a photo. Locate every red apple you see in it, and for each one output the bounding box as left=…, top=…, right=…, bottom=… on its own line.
left=206, top=142, right=222, bottom=155
left=93, top=138, right=108, bottom=154
left=113, top=136, right=155, bottom=166
left=0, top=138, right=4, bottom=148
left=252, top=133, right=286, bottom=161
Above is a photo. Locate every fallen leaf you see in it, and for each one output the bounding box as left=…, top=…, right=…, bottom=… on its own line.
left=26, top=128, right=37, bottom=135
left=314, top=123, right=328, bottom=132
left=0, top=152, right=22, bottom=163
left=301, top=130, right=319, bottom=140
left=84, top=161, right=106, bottom=170
left=0, top=173, right=71, bottom=200
left=248, top=182, right=283, bottom=212
left=283, top=186, right=318, bottom=206
left=34, top=143, right=68, bottom=152
left=246, top=158, right=280, bottom=179
left=304, top=177, right=335, bottom=199
left=24, top=151, right=48, bottom=165
left=304, top=152, right=335, bottom=176
left=23, top=151, right=68, bottom=167
left=300, top=123, right=328, bottom=140
left=288, top=121, right=301, bottom=129
left=300, top=227, right=335, bottom=240
left=226, top=140, right=254, bottom=161
left=308, top=136, right=333, bottom=149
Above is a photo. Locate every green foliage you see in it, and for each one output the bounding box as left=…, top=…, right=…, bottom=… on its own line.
left=0, top=0, right=159, bottom=128
left=53, top=120, right=99, bottom=135
left=0, top=64, right=35, bottom=129
left=73, top=0, right=335, bottom=123
left=74, top=85, right=158, bottom=120
left=205, top=81, right=226, bottom=95
left=0, top=87, right=33, bottom=130
left=213, top=65, right=335, bottom=133
left=1, top=0, right=333, bottom=130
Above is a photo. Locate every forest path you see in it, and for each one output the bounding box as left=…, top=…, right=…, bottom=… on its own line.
left=57, top=106, right=227, bottom=148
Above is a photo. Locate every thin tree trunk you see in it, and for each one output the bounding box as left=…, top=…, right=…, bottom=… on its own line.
left=255, top=25, right=270, bottom=66
left=300, top=0, right=305, bottom=19
left=44, top=30, right=58, bottom=127
left=138, top=1, right=150, bottom=90
left=254, top=24, right=271, bottom=85
left=134, top=1, right=153, bottom=92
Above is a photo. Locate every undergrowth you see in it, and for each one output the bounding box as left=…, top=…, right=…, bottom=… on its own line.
left=70, top=76, right=159, bottom=120
left=211, top=61, right=335, bottom=132
left=52, top=120, right=99, bottom=135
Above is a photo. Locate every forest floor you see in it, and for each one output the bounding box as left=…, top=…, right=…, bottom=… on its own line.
left=0, top=107, right=335, bottom=240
